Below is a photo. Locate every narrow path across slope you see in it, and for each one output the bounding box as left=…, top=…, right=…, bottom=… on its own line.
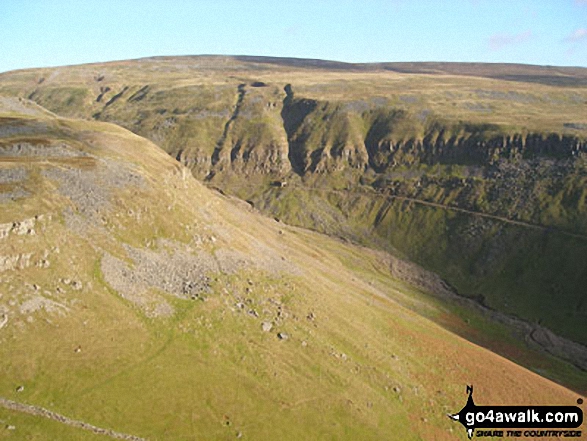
left=291, top=184, right=587, bottom=241
left=208, top=180, right=587, bottom=241
left=382, top=193, right=587, bottom=240
left=0, top=397, right=147, bottom=441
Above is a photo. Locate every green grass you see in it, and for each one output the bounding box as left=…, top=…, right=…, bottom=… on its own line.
left=0, top=75, right=585, bottom=439
left=3, top=60, right=587, bottom=345
left=230, top=180, right=587, bottom=346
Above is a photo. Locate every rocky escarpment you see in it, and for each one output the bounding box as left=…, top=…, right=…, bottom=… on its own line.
left=208, top=83, right=291, bottom=176
left=156, top=84, right=587, bottom=235
left=91, top=81, right=587, bottom=187
left=16, top=76, right=586, bottom=180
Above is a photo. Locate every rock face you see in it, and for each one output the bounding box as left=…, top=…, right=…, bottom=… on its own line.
left=106, top=80, right=587, bottom=180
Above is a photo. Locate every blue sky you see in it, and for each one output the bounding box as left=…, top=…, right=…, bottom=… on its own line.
left=0, top=0, right=586, bottom=73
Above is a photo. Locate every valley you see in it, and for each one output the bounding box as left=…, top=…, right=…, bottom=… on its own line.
left=0, top=56, right=585, bottom=439
left=2, top=56, right=585, bottom=349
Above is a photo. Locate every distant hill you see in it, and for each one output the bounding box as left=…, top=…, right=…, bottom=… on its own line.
left=230, top=56, right=587, bottom=86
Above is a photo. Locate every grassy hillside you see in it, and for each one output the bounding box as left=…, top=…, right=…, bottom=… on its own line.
left=0, top=56, right=586, bottom=368
left=0, top=98, right=584, bottom=440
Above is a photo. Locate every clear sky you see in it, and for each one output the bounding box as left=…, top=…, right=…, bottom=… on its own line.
left=1, top=0, right=586, bottom=73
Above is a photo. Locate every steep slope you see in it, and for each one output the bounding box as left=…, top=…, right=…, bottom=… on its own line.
left=0, top=98, right=583, bottom=440
left=0, top=56, right=586, bottom=368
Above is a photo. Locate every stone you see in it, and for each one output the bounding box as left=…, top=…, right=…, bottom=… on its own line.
left=12, top=218, right=35, bottom=235
left=0, top=253, right=32, bottom=272
left=261, top=322, right=273, bottom=332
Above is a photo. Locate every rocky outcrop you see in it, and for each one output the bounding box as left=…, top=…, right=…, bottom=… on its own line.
left=165, top=90, right=586, bottom=177
left=0, top=253, right=33, bottom=272
left=282, top=89, right=370, bottom=174
left=210, top=83, right=291, bottom=175
left=365, top=130, right=586, bottom=170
